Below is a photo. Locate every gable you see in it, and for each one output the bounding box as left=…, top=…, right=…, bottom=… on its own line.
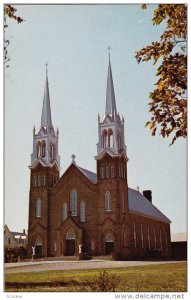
left=52, top=163, right=97, bottom=194
left=102, top=114, right=113, bottom=124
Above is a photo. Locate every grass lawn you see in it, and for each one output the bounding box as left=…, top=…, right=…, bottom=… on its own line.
left=5, top=262, right=187, bottom=292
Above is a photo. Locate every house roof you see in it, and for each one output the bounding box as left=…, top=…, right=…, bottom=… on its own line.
left=171, top=232, right=187, bottom=242
left=11, top=232, right=27, bottom=239
left=76, top=167, right=170, bottom=223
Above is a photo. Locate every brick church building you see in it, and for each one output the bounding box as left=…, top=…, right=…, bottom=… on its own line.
left=27, top=57, right=171, bottom=259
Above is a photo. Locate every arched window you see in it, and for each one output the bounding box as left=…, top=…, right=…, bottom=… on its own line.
left=41, top=141, right=46, bottom=158
left=100, top=167, right=104, bottom=179
left=105, top=191, right=111, bottom=211
left=33, top=176, right=37, bottom=187
left=36, top=198, right=41, bottom=218
left=36, top=141, right=41, bottom=158
left=108, top=128, right=113, bottom=148
left=62, top=202, right=67, bottom=221
left=102, top=130, right=107, bottom=148
left=106, top=166, right=110, bottom=178
left=66, top=228, right=76, bottom=240
left=50, top=142, right=55, bottom=159
left=117, top=131, right=120, bottom=149
left=80, top=201, right=85, bottom=222
left=105, top=231, right=114, bottom=242
left=111, top=165, right=115, bottom=177
left=70, top=190, right=77, bottom=216
left=38, top=175, right=41, bottom=186
left=122, top=193, right=125, bottom=212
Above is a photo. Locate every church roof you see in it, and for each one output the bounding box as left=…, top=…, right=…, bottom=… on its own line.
left=77, top=166, right=97, bottom=184
left=76, top=167, right=170, bottom=223
left=128, top=188, right=171, bottom=223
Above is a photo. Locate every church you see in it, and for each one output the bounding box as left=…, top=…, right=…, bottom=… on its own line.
left=27, top=57, right=171, bottom=259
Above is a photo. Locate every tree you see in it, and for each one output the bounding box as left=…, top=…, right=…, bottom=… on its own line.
left=135, top=4, right=187, bottom=145
left=4, top=4, right=24, bottom=68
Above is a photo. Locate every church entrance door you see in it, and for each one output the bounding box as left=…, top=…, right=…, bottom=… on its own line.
left=105, top=241, right=114, bottom=254
left=35, top=245, right=42, bottom=256
left=105, top=231, right=115, bottom=255
left=66, top=240, right=75, bottom=256
left=65, top=228, right=76, bottom=256
left=35, top=239, right=43, bottom=257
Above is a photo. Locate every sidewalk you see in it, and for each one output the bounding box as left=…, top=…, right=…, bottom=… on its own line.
left=4, top=259, right=186, bottom=274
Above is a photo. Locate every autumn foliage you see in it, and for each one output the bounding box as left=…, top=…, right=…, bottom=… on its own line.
left=135, top=4, right=187, bottom=145
left=4, top=5, right=24, bottom=68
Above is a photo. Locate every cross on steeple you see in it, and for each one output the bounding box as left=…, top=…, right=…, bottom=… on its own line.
left=45, top=62, right=48, bottom=78
left=71, top=154, right=76, bottom=164
left=107, top=46, right=111, bottom=62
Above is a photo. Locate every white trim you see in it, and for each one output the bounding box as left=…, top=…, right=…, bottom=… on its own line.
left=148, top=225, right=151, bottom=250
left=160, top=228, right=163, bottom=250
left=154, top=226, right=157, bottom=250
left=165, top=230, right=168, bottom=251
left=95, top=148, right=128, bottom=161
left=133, top=222, right=136, bottom=248
left=29, top=159, right=60, bottom=171
left=141, top=223, right=144, bottom=248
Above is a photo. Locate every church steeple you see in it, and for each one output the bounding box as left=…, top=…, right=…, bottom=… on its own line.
left=96, top=55, right=127, bottom=158
left=41, top=63, right=53, bottom=130
left=105, top=57, right=117, bottom=117
left=30, top=65, right=60, bottom=168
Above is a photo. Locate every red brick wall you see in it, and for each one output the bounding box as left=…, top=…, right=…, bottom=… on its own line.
left=27, top=161, right=171, bottom=259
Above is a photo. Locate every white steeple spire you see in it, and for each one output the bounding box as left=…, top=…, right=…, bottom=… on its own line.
left=30, top=65, right=60, bottom=168
left=96, top=54, right=127, bottom=158
left=105, top=51, right=117, bottom=117
left=41, top=63, right=53, bottom=130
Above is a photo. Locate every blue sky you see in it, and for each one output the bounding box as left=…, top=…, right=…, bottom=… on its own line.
left=4, top=4, right=187, bottom=234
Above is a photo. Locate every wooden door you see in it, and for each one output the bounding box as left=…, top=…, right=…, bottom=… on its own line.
left=105, top=242, right=114, bottom=254
left=66, top=240, right=75, bottom=256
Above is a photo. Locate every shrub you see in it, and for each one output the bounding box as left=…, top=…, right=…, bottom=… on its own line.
left=4, top=246, right=27, bottom=263
left=87, top=270, right=120, bottom=292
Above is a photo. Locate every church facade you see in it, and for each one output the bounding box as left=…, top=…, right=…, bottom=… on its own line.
left=27, top=58, right=171, bottom=259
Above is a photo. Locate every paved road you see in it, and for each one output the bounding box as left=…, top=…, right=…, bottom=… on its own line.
left=4, top=260, right=185, bottom=274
